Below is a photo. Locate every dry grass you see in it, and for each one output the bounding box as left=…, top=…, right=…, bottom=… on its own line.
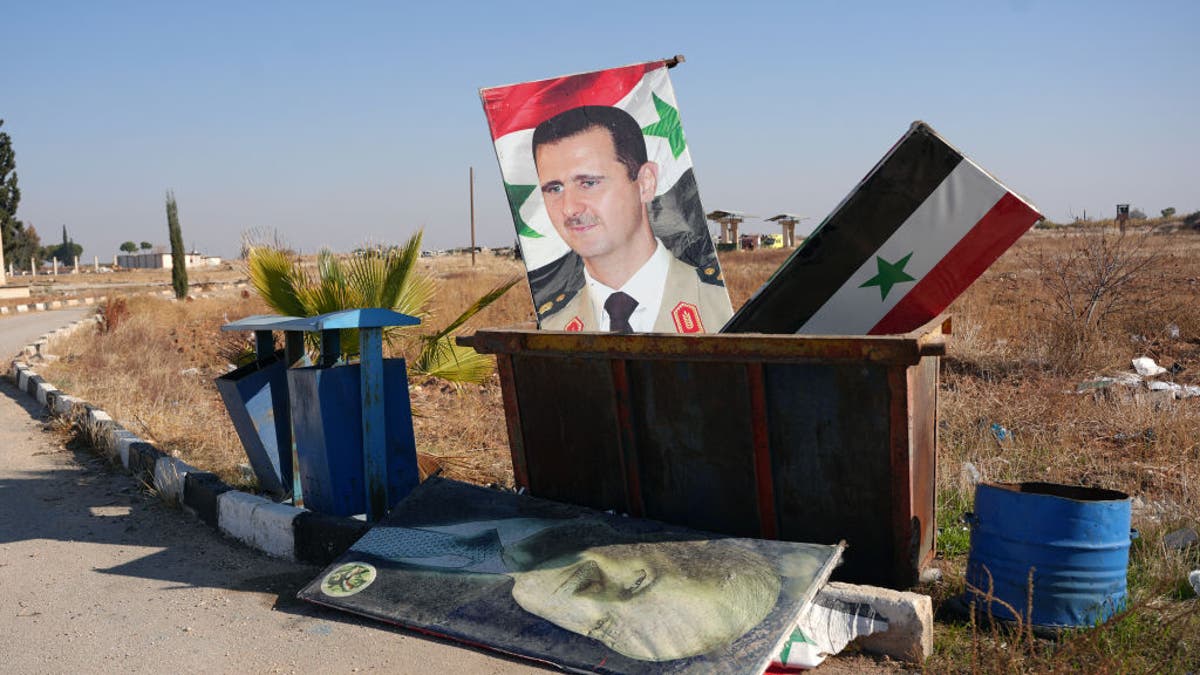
left=34, top=226, right=1200, bottom=670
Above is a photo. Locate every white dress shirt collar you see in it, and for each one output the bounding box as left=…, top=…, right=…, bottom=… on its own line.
left=582, top=239, right=671, bottom=332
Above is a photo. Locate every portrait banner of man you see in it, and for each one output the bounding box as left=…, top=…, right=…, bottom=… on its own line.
left=480, top=59, right=733, bottom=333
left=299, top=477, right=843, bottom=674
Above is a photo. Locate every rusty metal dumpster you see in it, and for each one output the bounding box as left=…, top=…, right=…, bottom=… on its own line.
left=458, top=316, right=947, bottom=588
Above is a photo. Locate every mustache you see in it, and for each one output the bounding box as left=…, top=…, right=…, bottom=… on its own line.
left=563, top=215, right=599, bottom=228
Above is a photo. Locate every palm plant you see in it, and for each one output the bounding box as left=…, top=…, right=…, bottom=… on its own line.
left=246, top=230, right=517, bottom=385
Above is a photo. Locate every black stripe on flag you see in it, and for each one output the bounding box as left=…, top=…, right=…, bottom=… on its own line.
left=722, top=122, right=963, bottom=334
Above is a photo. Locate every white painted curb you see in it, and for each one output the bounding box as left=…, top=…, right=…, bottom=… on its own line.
left=218, top=491, right=299, bottom=559
left=153, top=456, right=198, bottom=505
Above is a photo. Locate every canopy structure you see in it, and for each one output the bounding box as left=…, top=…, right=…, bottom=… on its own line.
left=706, top=209, right=755, bottom=244
left=765, top=213, right=809, bottom=247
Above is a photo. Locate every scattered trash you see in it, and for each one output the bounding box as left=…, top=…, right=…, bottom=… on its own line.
left=1163, top=527, right=1199, bottom=551
left=1075, top=365, right=1200, bottom=401
left=1112, top=429, right=1155, bottom=444
left=990, top=423, right=1011, bottom=443
left=776, top=595, right=889, bottom=670
left=1190, top=570, right=1200, bottom=597
left=1132, top=357, right=1166, bottom=377
left=1168, top=324, right=1181, bottom=339
left=1169, top=362, right=1186, bottom=375
left=960, top=462, right=982, bottom=488
left=178, top=367, right=201, bottom=376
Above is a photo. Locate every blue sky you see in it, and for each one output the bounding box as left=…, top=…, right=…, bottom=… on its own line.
left=4, top=1, right=1197, bottom=259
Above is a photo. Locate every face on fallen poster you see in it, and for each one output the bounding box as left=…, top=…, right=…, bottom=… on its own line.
left=299, top=478, right=842, bottom=674
left=480, top=60, right=734, bottom=334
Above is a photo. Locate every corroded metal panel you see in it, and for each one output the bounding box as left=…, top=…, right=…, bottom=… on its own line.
left=625, top=360, right=761, bottom=537
left=765, top=363, right=897, bottom=585
left=910, top=356, right=939, bottom=572
left=510, top=355, right=627, bottom=511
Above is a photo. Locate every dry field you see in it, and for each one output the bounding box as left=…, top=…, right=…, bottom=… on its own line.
left=33, top=222, right=1200, bottom=671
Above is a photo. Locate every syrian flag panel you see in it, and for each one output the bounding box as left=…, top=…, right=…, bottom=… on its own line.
left=480, top=60, right=723, bottom=320
left=722, top=122, right=1042, bottom=335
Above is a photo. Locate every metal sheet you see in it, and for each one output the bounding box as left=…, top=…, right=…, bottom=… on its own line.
left=510, top=355, right=627, bottom=511
left=626, top=359, right=761, bottom=537
left=766, top=363, right=896, bottom=585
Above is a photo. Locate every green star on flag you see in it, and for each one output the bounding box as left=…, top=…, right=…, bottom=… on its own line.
left=504, top=181, right=542, bottom=239
left=641, top=93, right=686, bottom=159
left=859, top=252, right=916, bottom=300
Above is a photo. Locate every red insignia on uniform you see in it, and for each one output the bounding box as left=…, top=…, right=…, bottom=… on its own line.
left=565, top=317, right=584, bottom=332
left=671, top=302, right=703, bottom=334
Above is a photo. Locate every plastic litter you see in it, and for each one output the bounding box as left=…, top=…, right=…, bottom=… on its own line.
left=774, top=594, right=888, bottom=669
left=1132, top=357, right=1167, bottom=377
left=1191, top=570, right=1200, bottom=597
left=1163, top=527, right=1199, bottom=551
left=990, top=423, right=1011, bottom=443
left=961, top=461, right=982, bottom=487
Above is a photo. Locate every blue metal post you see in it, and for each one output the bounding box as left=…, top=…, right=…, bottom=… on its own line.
left=359, top=326, right=387, bottom=521
left=253, top=330, right=274, bottom=363
left=320, top=330, right=340, bottom=367
left=284, top=330, right=305, bottom=505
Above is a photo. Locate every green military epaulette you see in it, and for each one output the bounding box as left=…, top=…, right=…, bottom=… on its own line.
left=697, top=264, right=725, bottom=287
left=537, top=287, right=578, bottom=318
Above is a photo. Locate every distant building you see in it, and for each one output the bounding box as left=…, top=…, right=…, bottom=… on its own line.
left=117, top=251, right=222, bottom=269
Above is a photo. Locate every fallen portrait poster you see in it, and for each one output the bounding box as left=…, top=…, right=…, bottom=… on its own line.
left=480, top=59, right=732, bottom=334
left=299, top=477, right=843, bottom=674
left=723, top=120, right=1043, bottom=335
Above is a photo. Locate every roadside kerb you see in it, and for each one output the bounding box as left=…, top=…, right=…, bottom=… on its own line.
left=0, top=280, right=249, bottom=319
left=4, top=304, right=358, bottom=567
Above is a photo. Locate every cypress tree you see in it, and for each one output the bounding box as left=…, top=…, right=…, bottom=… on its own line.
left=166, top=190, right=188, bottom=299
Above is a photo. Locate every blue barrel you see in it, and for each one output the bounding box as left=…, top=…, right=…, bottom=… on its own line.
left=965, top=482, right=1132, bottom=628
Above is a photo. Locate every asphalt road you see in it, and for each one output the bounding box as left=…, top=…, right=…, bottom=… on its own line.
left=0, top=310, right=544, bottom=673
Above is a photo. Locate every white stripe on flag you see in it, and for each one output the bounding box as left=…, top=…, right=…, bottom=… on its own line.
left=799, top=159, right=1007, bottom=334
left=612, top=67, right=694, bottom=197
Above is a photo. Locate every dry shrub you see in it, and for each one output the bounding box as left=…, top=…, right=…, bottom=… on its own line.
left=97, top=296, right=129, bottom=334
left=41, top=292, right=269, bottom=485
left=1027, top=228, right=1183, bottom=374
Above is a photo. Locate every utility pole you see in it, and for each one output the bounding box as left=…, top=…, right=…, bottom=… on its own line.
left=469, top=166, right=476, bottom=267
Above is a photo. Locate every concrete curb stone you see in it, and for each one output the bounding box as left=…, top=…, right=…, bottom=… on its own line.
left=4, top=304, right=366, bottom=566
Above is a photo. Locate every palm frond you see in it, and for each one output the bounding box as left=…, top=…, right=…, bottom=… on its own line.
left=412, top=338, right=496, bottom=385
left=247, top=246, right=307, bottom=317
left=381, top=232, right=426, bottom=313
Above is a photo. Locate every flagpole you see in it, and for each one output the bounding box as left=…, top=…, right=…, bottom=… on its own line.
left=469, top=166, right=476, bottom=267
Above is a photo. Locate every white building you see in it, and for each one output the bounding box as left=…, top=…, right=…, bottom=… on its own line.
left=117, top=252, right=222, bottom=269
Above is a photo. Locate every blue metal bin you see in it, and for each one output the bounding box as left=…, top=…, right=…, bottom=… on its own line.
left=214, top=350, right=293, bottom=498
left=287, top=358, right=418, bottom=517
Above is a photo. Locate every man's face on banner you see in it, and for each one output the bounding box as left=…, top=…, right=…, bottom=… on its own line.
left=535, top=126, right=657, bottom=268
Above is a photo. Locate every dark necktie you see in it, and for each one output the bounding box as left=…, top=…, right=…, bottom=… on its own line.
left=604, top=291, right=638, bottom=333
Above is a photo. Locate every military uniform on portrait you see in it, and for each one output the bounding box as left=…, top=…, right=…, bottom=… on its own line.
left=540, top=254, right=731, bottom=333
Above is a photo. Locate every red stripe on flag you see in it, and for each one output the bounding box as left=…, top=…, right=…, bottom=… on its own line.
left=869, top=192, right=1040, bottom=335
left=481, top=61, right=663, bottom=140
